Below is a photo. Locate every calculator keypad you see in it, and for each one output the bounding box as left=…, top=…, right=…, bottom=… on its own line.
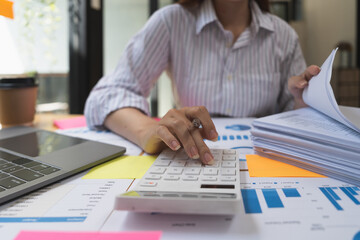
left=135, top=148, right=240, bottom=193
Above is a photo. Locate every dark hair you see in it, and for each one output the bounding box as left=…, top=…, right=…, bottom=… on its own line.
left=178, top=0, right=270, bottom=13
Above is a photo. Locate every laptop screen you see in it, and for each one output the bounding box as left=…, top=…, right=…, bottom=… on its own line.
left=0, top=130, right=85, bottom=157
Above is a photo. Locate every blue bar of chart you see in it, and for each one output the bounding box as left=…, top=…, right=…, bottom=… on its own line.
left=319, top=187, right=343, bottom=210
left=241, top=188, right=301, bottom=214
left=212, top=135, right=250, bottom=142
left=319, top=186, right=360, bottom=210
left=282, top=188, right=301, bottom=197
left=241, top=189, right=262, bottom=214
left=339, top=187, right=360, bottom=205
left=262, top=189, right=284, bottom=208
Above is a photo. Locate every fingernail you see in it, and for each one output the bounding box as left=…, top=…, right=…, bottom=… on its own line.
left=191, top=146, right=199, bottom=159
left=209, top=130, right=218, bottom=141
left=204, top=152, right=214, bottom=164
left=171, top=140, right=180, bottom=150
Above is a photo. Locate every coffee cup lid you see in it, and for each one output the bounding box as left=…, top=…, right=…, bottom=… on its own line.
left=0, top=77, right=37, bottom=89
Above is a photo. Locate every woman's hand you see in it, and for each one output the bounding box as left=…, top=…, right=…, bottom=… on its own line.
left=140, top=106, right=218, bottom=165
left=288, top=65, right=321, bottom=109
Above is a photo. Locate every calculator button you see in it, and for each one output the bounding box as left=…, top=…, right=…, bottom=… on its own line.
left=175, top=152, right=189, bottom=160
left=145, top=175, right=162, bottom=180
left=164, top=175, right=180, bottom=181
left=220, top=177, right=236, bottom=182
left=149, top=167, right=166, bottom=174
left=204, top=162, right=219, bottom=168
left=154, top=160, right=171, bottom=166
left=186, top=161, right=202, bottom=167
left=170, top=160, right=186, bottom=167
left=203, top=168, right=218, bottom=176
left=223, top=150, right=236, bottom=155
left=221, top=169, right=236, bottom=176
left=140, top=181, right=158, bottom=187
left=202, top=176, right=217, bottom=181
left=167, top=168, right=183, bottom=175
left=182, top=176, right=198, bottom=181
left=159, top=151, right=175, bottom=160
left=222, top=155, right=236, bottom=161
left=221, top=162, right=236, bottom=168
left=210, top=149, right=223, bottom=154
left=184, top=168, right=201, bottom=175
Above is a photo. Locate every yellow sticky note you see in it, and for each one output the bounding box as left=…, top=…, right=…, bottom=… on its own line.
left=0, top=0, right=14, bottom=19
left=82, top=155, right=156, bottom=179
left=246, top=154, right=326, bottom=178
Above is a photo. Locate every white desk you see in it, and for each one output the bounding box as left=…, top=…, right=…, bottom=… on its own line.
left=0, top=118, right=359, bottom=240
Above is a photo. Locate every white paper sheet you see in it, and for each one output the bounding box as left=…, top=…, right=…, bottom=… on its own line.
left=303, top=48, right=360, bottom=132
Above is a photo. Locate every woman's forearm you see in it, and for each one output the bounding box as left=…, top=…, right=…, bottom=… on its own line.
left=104, top=108, right=158, bottom=151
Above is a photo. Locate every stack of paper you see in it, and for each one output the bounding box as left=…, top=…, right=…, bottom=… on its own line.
left=251, top=49, right=360, bottom=186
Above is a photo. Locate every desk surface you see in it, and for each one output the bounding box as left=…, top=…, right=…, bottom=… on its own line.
left=0, top=117, right=359, bottom=240
left=33, top=113, right=82, bottom=131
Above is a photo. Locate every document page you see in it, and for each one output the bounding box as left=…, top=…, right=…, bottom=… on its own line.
left=302, top=48, right=360, bottom=132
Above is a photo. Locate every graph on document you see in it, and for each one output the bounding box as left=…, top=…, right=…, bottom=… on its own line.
left=241, top=185, right=360, bottom=214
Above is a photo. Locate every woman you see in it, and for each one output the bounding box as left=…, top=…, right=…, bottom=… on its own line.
left=85, top=0, right=320, bottom=164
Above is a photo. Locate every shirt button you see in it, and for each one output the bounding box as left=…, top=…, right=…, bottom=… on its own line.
left=226, top=108, right=231, bottom=114
left=227, top=75, right=232, bottom=81
left=226, top=42, right=232, bottom=48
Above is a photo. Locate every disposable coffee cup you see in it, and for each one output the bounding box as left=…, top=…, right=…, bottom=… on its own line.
left=0, top=77, right=38, bottom=127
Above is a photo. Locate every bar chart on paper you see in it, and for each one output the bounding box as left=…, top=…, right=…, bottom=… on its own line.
left=240, top=185, right=360, bottom=214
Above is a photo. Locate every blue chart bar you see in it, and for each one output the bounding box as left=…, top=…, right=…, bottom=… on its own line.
left=346, top=187, right=358, bottom=196
left=282, top=188, right=301, bottom=197
left=243, top=135, right=249, bottom=140
left=262, top=189, right=284, bottom=208
left=236, top=135, right=242, bottom=140
left=319, top=187, right=343, bottom=211
left=241, top=189, right=262, bottom=214
left=325, top=187, right=341, bottom=200
left=340, top=187, right=360, bottom=205
left=222, top=135, right=228, bottom=141
left=229, top=135, right=234, bottom=140
left=353, top=187, right=360, bottom=191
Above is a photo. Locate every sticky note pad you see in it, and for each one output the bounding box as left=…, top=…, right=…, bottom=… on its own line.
left=82, top=155, right=156, bottom=179
left=246, top=154, right=326, bottom=178
left=0, top=0, right=14, bottom=19
left=54, top=116, right=87, bottom=129
left=14, top=231, right=162, bottom=240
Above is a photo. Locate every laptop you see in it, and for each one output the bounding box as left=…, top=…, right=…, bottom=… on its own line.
left=0, top=126, right=126, bottom=205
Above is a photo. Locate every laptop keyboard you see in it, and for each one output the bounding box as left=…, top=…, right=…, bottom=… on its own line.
left=0, top=150, right=60, bottom=191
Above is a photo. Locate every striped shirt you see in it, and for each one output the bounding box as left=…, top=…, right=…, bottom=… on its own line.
left=85, top=0, right=306, bottom=129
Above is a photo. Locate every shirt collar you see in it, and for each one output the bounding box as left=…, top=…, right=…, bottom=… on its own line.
left=196, top=0, right=218, bottom=34
left=196, top=0, right=275, bottom=35
left=250, top=0, right=274, bottom=33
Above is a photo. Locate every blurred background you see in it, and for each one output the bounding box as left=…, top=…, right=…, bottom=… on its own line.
left=0, top=0, right=358, bottom=116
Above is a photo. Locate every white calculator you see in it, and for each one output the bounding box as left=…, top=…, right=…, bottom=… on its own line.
left=115, top=148, right=241, bottom=215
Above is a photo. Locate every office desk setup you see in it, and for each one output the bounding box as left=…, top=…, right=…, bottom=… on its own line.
left=0, top=115, right=359, bottom=240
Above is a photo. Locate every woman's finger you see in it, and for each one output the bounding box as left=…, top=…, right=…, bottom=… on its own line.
left=155, top=125, right=181, bottom=151
left=184, top=106, right=218, bottom=141
left=190, top=127, right=214, bottom=164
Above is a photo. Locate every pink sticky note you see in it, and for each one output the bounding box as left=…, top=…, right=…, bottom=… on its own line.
left=54, top=116, right=87, bottom=129
left=14, top=231, right=162, bottom=240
